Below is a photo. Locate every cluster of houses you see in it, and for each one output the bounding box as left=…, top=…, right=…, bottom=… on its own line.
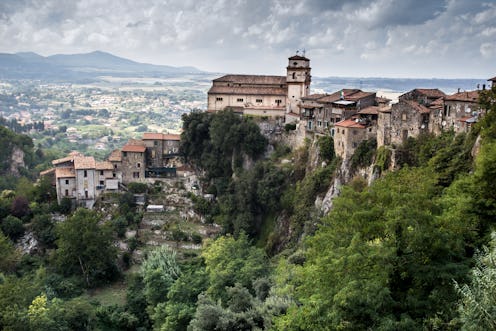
left=207, top=54, right=495, bottom=159
left=42, top=132, right=181, bottom=208
left=43, top=54, right=494, bottom=207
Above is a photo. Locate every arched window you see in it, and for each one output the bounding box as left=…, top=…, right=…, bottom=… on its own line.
left=292, top=72, right=296, bottom=79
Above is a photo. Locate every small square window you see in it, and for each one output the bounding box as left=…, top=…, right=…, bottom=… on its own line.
left=65, top=179, right=69, bottom=185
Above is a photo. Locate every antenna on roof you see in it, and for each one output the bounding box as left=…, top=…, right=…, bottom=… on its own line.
left=302, top=48, right=306, bottom=57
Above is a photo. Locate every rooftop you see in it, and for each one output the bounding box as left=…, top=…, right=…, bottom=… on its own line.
left=212, top=74, right=286, bottom=85
left=108, top=149, right=122, bottom=162
left=208, top=85, right=287, bottom=96
left=335, top=118, right=367, bottom=128
left=55, top=167, right=75, bottom=178
left=96, top=161, right=114, bottom=170
left=358, top=106, right=380, bottom=115
left=74, top=156, right=96, bottom=170
left=288, top=55, right=310, bottom=61
left=445, top=90, right=480, bottom=102
left=413, top=88, right=446, bottom=98
left=142, top=132, right=181, bottom=141
left=122, top=144, right=146, bottom=153
left=403, top=100, right=431, bottom=114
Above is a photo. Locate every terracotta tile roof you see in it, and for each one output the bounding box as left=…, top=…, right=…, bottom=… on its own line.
left=142, top=133, right=181, bottom=141
left=445, top=90, right=479, bottom=102
left=413, top=88, right=446, bottom=98
left=212, top=74, right=286, bottom=85
left=40, top=168, right=55, bottom=176
left=358, top=106, right=380, bottom=115
left=55, top=167, right=75, bottom=178
left=74, top=156, right=96, bottom=170
left=208, top=86, right=286, bottom=96
left=108, top=149, right=122, bottom=162
left=403, top=100, right=431, bottom=114
left=96, top=161, right=114, bottom=170
left=122, top=145, right=146, bottom=153
left=375, top=96, right=391, bottom=104
left=52, top=156, right=74, bottom=165
left=301, top=93, right=327, bottom=101
left=345, top=91, right=375, bottom=100
left=335, top=119, right=366, bottom=128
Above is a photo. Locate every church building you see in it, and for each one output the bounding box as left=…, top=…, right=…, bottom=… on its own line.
left=207, top=55, right=311, bottom=119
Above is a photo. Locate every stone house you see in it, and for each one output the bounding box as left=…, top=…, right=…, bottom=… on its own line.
left=443, top=90, right=481, bottom=133
left=334, top=118, right=375, bottom=159
left=207, top=55, right=311, bottom=119
left=121, top=139, right=146, bottom=184
left=301, top=89, right=378, bottom=136
left=51, top=152, right=116, bottom=208
left=142, top=132, right=181, bottom=168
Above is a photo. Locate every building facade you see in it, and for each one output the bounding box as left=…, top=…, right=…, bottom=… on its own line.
left=207, top=55, right=311, bottom=118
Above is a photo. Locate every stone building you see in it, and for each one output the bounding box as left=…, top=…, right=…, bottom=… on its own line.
left=121, top=139, right=146, bottom=184
left=301, top=89, right=379, bottom=136
left=207, top=55, right=311, bottom=119
left=443, top=90, right=481, bottom=133
left=334, top=119, right=375, bottom=159
left=378, top=89, right=446, bottom=146
left=142, top=132, right=181, bottom=168
left=50, top=152, right=119, bottom=208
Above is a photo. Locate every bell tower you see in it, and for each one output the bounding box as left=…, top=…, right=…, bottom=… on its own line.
left=286, top=53, right=311, bottom=115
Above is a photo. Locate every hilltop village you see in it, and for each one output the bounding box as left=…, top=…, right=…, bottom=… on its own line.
left=43, top=54, right=495, bottom=207
left=208, top=54, right=495, bottom=159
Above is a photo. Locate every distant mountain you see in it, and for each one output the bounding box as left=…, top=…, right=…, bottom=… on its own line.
left=0, top=50, right=204, bottom=81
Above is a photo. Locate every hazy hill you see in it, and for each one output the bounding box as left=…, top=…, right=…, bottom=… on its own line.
left=0, top=50, right=204, bottom=81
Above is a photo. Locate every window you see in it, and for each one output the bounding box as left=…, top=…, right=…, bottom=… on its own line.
left=275, top=99, right=282, bottom=106
left=308, top=121, right=313, bottom=130
left=154, top=141, right=158, bottom=146
left=99, top=180, right=104, bottom=185
left=100, top=170, right=104, bottom=176
left=256, top=99, right=263, bottom=103
left=133, top=172, right=140, bottom=178
left=114, top=164, right=117, bottom=169
left=324, top=121, right=329, bottom=128
left=353, top=142, right=358, bottom=148
left=123, top=152, right=127, bottom=157
left=402, top=113, right=407, bottom=121
left=65, top=179, right=69, bottom=185
left=330, top=128, right=335, bottom=136
left=216, top=97, right=223, bottom=102
left=337, top=128, right=340, bottom=133
left=317, top=121, right=322, bottom=127
left=85, top=190, right=89, bottom=198
left=353, top=130, right=358, bottom=135
left=137, top=163, right=141, bottom=168
left=293, top=62, right=297, bottom=66
left=292, top=72, right=296, bottom=79
left=84, top=170, right=87, bottom=177
left=237, top=98, right=244, bottom=102
left=65, top=189, right=69, bottom=196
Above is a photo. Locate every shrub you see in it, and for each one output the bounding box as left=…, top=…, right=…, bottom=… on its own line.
left=128, top=182, right=148, bottom=194
left=284, top=123, right=297, bottom=132
left=1, top=215, right=24, bottom=240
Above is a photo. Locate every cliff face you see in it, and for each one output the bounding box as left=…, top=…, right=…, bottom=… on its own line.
left=9, top=147, right=26, bottom=176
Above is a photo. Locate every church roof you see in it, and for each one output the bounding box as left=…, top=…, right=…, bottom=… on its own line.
left=212, top=74, right=286, bottom=85
left=208, top=85, right=287, bottom=96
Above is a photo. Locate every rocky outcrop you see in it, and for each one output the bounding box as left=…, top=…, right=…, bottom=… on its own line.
left=9, top=147, right=26, bottom=176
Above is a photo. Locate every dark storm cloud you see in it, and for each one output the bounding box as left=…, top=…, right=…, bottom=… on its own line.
left=0, top=0, right=493, bottom=78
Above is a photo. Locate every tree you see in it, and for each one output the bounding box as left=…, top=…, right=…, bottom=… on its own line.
left=456, top=234, right=496, bottom=330
left=54, top=209, right=118, bottom=287
left=141, top=245, right=181, bottom=307
left=202, top=234, right=268, bottom=302
left=0, top=231, right=19, bottom=272
left=1, top=215, right=24, bottom=240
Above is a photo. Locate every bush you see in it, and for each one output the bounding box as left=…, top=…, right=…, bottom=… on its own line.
left=1, top=215, right=24, bottom=240
left=318, top=135, right=335, bottom=162
left=350, top=138, right=377, bottom=169
left=128, top=183, right=147, bottom=194
left=284, top=123, right=297, bottom=132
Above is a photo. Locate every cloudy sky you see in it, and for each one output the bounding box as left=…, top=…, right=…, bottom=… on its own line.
left=0, top=0, right=495, bottom=78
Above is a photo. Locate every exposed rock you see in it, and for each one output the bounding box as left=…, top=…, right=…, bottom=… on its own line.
left=17, top=231, right=38, bottom=254
left=471, top=134, right=482, bottom=158
left=9, top=147, right=25, bottom=176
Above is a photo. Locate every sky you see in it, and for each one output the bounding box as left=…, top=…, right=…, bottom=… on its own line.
left=0, top=0, right=495, bottom=79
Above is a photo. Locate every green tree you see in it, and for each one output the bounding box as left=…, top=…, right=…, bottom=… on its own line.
left=53, top=209, right=118, bottom=287
left=202, top=234, right=268, bottom=302
left=456, top=234, right=496, bottom=330
left=141, top=245, right=181, bottom=307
